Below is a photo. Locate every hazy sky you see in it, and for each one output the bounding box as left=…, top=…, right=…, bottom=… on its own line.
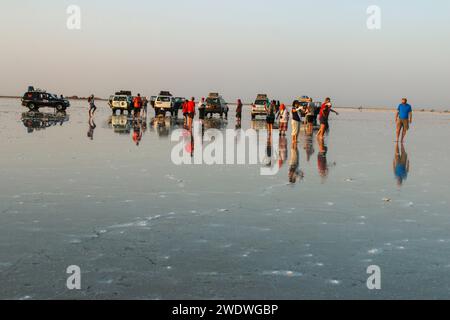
left=1, top=0, right=449, bottom=107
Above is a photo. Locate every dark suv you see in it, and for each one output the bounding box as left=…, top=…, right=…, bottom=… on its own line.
left=21, top=88, right=70, bottom=111
left=205, top=93, right=228, bottom=119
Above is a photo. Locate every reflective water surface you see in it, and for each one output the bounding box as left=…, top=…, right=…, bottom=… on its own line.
left=1, top=98, right=450, bottom=299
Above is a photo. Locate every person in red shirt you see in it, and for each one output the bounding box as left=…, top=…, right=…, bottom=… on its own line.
left=182, top=100, right=189, bottom=126
left=133, top=94, right=143, bottom=119
left=317, top=97, right=339, bottom=140
left=187, top=97, right=196, bottom=130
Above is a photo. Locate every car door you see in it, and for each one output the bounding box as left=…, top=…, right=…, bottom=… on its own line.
left=41, top=93, right=51, bottom=107
left=36, top=93, right=45, bottom=107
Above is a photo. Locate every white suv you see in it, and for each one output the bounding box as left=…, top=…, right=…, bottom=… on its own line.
left=153, top=91, right=174, bottom=116
left=251, top=94, right=270, bottom=120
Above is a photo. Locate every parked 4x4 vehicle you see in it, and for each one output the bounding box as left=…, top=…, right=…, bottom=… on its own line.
left=153, top=91, right=174, bottom=116
left=251, top=94, right=270, bottom=120
left=21, top=87, right=70, bottom=112
left=205, top=93, right=228, bottom=118
left=109, top=90, right=134, bottom=115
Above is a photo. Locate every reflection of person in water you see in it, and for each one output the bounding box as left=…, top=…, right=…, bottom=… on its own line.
left=393, top=143, right=410, bottom=186
left=132, top=120, right=143, bottom=146
left=303, top=133, right=315, bottom=162
left=87, top=117, right=96, bottom=140
left=263, top=135, right=273, bottom=167
left=317, top=137, right=328, bottom=180
left=288, top=142, right=303, bottom=184
left=317, top=138, right=335, bottom=182
left=278, top=134, right=287, bottom=169
left=183, top=129, right=195, bottom=158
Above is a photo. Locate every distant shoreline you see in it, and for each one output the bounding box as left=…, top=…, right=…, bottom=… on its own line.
left=1, top=96, right=448, bottom=114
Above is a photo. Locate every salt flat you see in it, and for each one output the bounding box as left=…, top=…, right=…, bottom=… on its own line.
left=0, top=98, right=449, bottom=299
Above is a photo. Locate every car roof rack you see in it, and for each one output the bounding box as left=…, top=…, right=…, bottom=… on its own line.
left=115, top=91, right=132, bottom=96
left=159, top=91, right=173, bottom=97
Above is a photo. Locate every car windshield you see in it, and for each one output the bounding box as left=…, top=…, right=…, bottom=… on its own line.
left=114, top=96, right=128, bottom=101
left=206, top=98, right=219, bottom=105
left=158, top=97, right=171, bottom=102
left=255, top=100, right=267, bottom=105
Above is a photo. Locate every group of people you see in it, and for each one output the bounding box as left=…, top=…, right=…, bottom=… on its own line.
left=131, top=94, right=149, bottom=118
left=87, top=95, right=414, bottom=145
left=258, top=97, right=339, bottom=144
left=181, top=98, right=197, bottom=130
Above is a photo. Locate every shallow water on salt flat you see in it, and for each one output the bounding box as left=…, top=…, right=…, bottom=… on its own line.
left=1, top=98, right=449, bottom=299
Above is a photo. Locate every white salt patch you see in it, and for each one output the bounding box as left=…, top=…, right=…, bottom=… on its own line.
left=99, top=279, right=114, bottom=285
left=368, top=248, right=382, bottom=255
left=329, top=280, right=341, bottom=285
left=314, top=263, right=324, bottom=267
left=262, top=270, right=302, bottom=277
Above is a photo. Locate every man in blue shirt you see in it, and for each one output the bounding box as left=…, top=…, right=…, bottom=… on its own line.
left=396, top=98, right=413, bottom=143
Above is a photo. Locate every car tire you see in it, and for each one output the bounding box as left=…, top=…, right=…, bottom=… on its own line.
left=251, top=114, right=256, bottom=120
left=56, top=104, right=64, bottom=112
left=155, top=108, right=160, bottom=116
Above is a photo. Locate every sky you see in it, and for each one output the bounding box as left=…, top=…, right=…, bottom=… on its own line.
left=1, top=0, right=449, bottom=108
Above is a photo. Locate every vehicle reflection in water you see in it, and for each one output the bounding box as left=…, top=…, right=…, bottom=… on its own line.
left=108, top=115, right=132, bottom=135
left=201, top=118, right=228, bottom=144
left=203, top=118, right=227, bottom=131
left=150, top=116, right=183, bottom=138
left=21, top=111, right=69, bottom=133
left=394, top=143, right=410, bottom=187
left=251, top=120, right=267, bottom=131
